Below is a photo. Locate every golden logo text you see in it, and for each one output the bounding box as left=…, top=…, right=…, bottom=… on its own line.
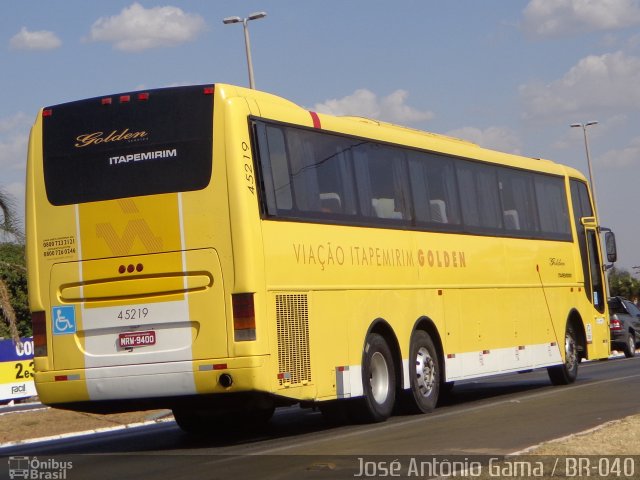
left=75, top=128, right=148, bottom=148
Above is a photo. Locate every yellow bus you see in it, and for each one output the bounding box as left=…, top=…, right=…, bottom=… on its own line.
left=26, top=84, right=617, bottom=431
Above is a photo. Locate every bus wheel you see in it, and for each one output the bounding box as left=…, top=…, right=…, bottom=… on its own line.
left=352, top=333, right=396, bottom=423
left=319, top=400, right=350, bottom=425
left=547, top=324, right=579, bottom=385
left=172, top=409, right=212, bottom=435
left=242, top=406, right=276, bottom=429
left=172, top=406, right=274, bottom=434
left=406, top=330, right=440, bottom=413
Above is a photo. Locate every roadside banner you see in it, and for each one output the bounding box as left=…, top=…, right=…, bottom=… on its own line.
left=0, top=337, right=36, bottom=402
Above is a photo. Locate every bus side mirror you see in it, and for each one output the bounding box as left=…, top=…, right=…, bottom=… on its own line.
left=604, top=231, right=617, bottom=263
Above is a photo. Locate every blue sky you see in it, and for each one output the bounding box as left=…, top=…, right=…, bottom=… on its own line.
left=1, top=1, right=639, bottom=271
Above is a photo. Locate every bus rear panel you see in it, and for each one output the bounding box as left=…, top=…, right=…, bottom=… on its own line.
left=27, top=85, right=261, bottom=411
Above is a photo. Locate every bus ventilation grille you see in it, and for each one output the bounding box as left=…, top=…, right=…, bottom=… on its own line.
left=276, top=294, right=311, bottom=386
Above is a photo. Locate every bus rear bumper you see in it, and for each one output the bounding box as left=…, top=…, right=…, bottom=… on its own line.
left=34, top=356, right=269, bottom=408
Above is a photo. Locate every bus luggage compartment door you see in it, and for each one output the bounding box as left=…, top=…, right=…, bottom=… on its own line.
left=48, top=248, right=227, bottom=370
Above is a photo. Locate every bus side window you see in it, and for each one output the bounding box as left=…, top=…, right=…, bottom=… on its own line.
left=286, top=133, right=320, bottom=212
left=255, top=123, right=291, bottom=215
left=313, top=141, right=356, bottom=215
left=353, top=143, right=410, bottom=222
left=498, top=169, right=539, bottom=234
left=275, top=127, right=365, bottom=218
left=427, top=155, right=460, bottom=225
left=534, top=174, right=571, bottom=238
left=457, top=161, right=502, bottom=231
left=265, top=125, right=293, bottom=212
left=408, top=152, right=460, bottom=226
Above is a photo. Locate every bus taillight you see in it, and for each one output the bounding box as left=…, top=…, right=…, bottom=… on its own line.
left=232, top=293, right=256, bottom=341
left=32, top=311, right=47, bottom=356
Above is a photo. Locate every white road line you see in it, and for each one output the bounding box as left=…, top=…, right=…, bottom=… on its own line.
left=207, top=371, right=640, bottom=458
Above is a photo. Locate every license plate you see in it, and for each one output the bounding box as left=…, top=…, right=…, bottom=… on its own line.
left=119, top=330, right=156, bottom=348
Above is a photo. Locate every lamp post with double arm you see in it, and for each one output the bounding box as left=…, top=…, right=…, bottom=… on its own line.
left=223, top=12, right=267, bottom=90
left=571, top=121, right=599, bottom=221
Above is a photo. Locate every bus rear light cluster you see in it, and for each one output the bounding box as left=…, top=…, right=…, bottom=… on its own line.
left=54, top=374, right=80, bottom=382
left=232, top=293, right=256, bottom=341
left=101, top=93, right=150, bottom=105
left=31, top=311, right=47, bottom=357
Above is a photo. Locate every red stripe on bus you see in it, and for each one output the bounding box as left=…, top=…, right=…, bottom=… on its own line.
left=309, top=111, right=321, bottom=129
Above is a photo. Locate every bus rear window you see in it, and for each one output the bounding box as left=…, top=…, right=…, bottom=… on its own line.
left=42, top=85, right=213, bottom=205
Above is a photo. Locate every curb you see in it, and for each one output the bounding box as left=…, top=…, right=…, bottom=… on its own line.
left=0, top=416, right=175, bottom=449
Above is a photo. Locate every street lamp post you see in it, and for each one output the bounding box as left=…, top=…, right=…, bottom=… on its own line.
left=223, top=12, right=267, bottom=90
left=571, top=121, right=599, bottom=220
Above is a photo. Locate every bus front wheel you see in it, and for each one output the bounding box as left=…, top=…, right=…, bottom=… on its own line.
left=547, top=324, right=579, bottom=385
left=352, top=333, right=396, bottom=423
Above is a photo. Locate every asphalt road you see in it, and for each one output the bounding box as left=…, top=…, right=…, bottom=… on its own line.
left=2, top=356, right=640, bottom=479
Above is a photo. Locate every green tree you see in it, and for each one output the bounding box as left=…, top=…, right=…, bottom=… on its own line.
left=0, top=190, right=26, bottom=342
left=608, top=267, right=640, bottom=300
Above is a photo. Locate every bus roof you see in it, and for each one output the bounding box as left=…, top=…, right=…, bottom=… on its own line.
left=217, top=83, right=587, bottom=182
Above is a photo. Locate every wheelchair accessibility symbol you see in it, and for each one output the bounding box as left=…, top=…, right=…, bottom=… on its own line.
left=52, top=306, right=76, bottom=335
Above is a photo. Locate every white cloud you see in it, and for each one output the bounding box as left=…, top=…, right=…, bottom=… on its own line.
left=522, top=0, right=640, bottom=37
left=520, top=51, right=640, bottom=120
left=314, top=89, right=434, bottom=125
left=445, top=126, right=523, bottom=155
left=599, top=136, right=640, bottom=167
left=10, top=27, right=61, bottom=51
left=88, top=2, right=206, bottom=52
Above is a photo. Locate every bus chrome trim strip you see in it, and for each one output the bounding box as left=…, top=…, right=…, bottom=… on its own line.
left=444, top=342, right=563, bottom=382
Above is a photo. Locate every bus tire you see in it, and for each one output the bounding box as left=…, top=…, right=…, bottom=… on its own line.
left=172, top=406, right=274, bottom=435
left=547, top=324, right=579, bottom=385
left=319, top=400, right=350, bottom=425
left=405, top=330, right=440, bottom=414
left=352, top=333, right=396, bottom=423
left=172, top=408, right=211, bottom=435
